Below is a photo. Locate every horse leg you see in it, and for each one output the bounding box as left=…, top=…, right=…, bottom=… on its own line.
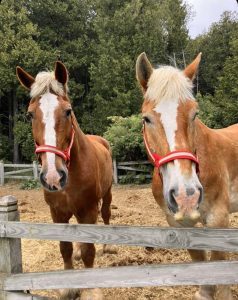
left=78, top=207, right=103, bottom=300
left=50, top=207, right=79, bottom=300
left=206, top=207, right=233, bottom=300
left=100, top=187, right=117, bottom=254
left=189, top=249, right=215, bottom=300
left=166, top=215, right=213, bottom=300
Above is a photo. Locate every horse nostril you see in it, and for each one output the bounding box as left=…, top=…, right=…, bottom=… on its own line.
left=186, top=187, right=195, bottom=196
left=198, top=187, right=203, bottom=205
left=59, top=170, right=67, bottom=187
left=168, top=189, right=178, bottom=213
left=40, top=172, right=46, bottom=185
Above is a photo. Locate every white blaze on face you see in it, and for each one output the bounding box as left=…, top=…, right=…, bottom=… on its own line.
left=154, top=100, right=178, bottom=151
left=39, top=93, right=60, bottom=184
left=154, top=100, right=183, bottom=186
left=153, top=100, right=202, bottom=216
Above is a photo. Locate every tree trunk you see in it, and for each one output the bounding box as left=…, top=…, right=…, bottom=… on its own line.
left=12, top=90, right=19, bottom=163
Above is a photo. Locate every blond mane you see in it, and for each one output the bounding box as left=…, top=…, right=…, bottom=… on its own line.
left=30, top=71, right=67, bottom=98
left=145, top=66, right=194, bottom=104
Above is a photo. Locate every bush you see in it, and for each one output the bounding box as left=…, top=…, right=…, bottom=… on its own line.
left=104, top=114, right=147, bottom=161
left=20, top=178, right=40, bottom=190
left=0, top=134, right=11, bottom=161
left=14, top=120, right=35, bottom=161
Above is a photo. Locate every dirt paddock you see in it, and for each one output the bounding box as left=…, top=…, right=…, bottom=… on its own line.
left=1, top=183, right=238, bottom=299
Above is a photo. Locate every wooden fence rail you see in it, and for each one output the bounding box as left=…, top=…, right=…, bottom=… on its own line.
left=1, top=196, right=238, bottom=299
left=0, top=160, right=150, bottom=185
left=0, top=162, right=39, bottom=186
left=2, top=261, right=238, bottom=291
left=1, top=221, right=238, bottom=252
left=113, top=160, right=152, bottom=184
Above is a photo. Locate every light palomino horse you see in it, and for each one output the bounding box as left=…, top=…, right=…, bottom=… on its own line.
left=136, top=52, right=237, bottom=300
left=16, top=62, right=114, bottom=300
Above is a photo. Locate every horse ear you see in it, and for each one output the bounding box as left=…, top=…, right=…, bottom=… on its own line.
left=136, top=52, right=153, bottom=92
left=16, top=67, right=35, bottom=90
left=184, top=53, right=202, bottom=81
left=55, top=61, right=68, bottom=86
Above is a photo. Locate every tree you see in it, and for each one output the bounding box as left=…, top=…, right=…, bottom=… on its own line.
left=186, top=12, right=238, bottom=96
left=81, top=0, right=190, bottom=134
left=0, top=0, right=53, bottom=162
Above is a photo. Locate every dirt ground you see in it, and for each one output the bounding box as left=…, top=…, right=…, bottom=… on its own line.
left=1, top=183, right=238, bottom=300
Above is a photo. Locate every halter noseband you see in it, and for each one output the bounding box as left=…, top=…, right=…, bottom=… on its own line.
left=35, top=128, right=75, bottom=168
left=142, top=123, right=199, bottom=172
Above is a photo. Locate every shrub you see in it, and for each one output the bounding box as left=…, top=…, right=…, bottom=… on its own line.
left=20, top=178, right=40, bottom=190
left=104, top=114, right=147, bottom=161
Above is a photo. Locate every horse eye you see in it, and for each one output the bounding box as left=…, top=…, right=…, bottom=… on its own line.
left=26, top=112, right=33, bottom=121
left=143, top=116, right=151, bottom=124
left=192, top=111, right=199, bottom=121
left=66, top=109, right=72, bottom=117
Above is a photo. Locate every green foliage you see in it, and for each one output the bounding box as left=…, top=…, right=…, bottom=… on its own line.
left=14, top=120, right=35, bottom=161
left=186, top=12, right=238, bottom=96
left=1, top=0, right=237, bottom=163
left=81, top=0, right=190, bottom=134
left=0, top=134, right=11, bottom=161
left=20, top=178, right=40, bottom=190
left=196, top=15, right=238, bottom=129
left=104, top=114, right=146, bottom=161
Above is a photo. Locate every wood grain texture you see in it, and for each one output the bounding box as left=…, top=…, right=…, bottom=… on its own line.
left=1, top=221, right=238, bottom=252
left=117, top=161, right=150, bottom=166
left=0, top=291, right=49, bottom=299
left=117, top=166, right=150, bottom=173
left=4, top=168, right=33, bottom=176
left=2, top=261, right=238, bottom=290
left=0, top=197, right=22, bottom=275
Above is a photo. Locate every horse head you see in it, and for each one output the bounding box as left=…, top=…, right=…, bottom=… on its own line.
left=136, top=53, right=203, bottom=221
left=16, top=62, right=75, bottom=192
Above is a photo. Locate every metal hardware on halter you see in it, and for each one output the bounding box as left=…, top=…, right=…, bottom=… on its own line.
left=142, top=122, right=199, bottom=172
left=35, top=128, right=75, bottom=168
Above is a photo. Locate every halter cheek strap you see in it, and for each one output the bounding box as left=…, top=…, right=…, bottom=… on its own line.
left=35, top=129, right=75, bottom=168
left=143, top=123, right=199, bottom=172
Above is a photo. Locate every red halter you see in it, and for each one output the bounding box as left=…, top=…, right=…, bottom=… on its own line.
left=142, top=123, right=199, bottom=172
left=35, top=129, right=75, bottom=167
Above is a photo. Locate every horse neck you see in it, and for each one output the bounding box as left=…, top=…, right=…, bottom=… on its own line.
left=194, top=118, right=213, bottom=154
left=69, top=113, right=88, bottom=167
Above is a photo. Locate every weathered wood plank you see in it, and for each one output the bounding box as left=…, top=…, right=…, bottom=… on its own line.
left=1, top=221, right=238, bottom=252
left=2, top=261, right=238, bottom=290
left=113, top=159, right=118, bottom=184
left=0, top=197, right=22, bottom=275
left=118, top=175, right=152, bottom=179
left=4, top=169, right=33, bottom=176
left=4, top=176, right=33, bottom=180
left=118, top=161, right=150, bottom=166
left=0, top=291, right=49, bottom=299
left=4, top=164, right=32, bottom=168
left=117, top=166, right=150, bottom=173
left=32, top=162, right=38, bottom=180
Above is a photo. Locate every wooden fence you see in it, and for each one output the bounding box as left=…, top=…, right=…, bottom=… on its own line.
left=113, top=160, right=152, bottom=184
left=0, top=160, right=150, bottom=185
left=0, top=162, right=39, bottom=186
left=1, top=196, right=238, bottom=299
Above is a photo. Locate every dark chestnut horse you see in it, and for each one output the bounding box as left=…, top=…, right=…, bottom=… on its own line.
left=16, top=62, right=113, bottom=300
left=136, top=53, right=237, bottom=300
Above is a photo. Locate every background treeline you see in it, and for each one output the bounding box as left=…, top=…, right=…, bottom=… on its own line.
left=0, top=0, right=237, bottom=163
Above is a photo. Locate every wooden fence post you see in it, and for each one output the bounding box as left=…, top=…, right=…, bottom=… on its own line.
left=113, top=159, right=118, bottom=184
left=33, top=161, right=38, bottom=180
left=0, top=195, right=23, bottom=299
left=0, top=162, right=4, bottom=186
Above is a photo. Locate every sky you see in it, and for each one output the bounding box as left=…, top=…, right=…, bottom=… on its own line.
left=184, top=0, right=237, bottom=38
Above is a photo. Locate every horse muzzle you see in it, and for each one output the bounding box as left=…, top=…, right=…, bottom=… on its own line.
left=40, top=169, right=68, bottom=192
left=167, top=185, right=203, bottom=221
